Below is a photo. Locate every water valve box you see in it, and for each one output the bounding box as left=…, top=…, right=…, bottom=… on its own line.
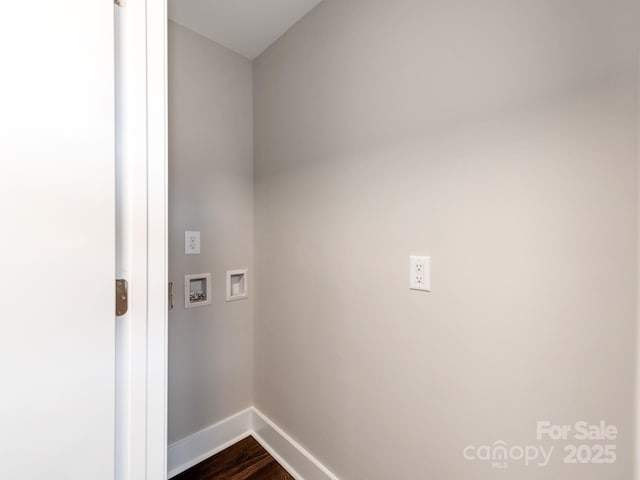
left=184, top=273, right=211, bottom=309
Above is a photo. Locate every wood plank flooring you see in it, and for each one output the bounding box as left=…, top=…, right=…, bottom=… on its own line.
left=172, top=436, right=294, bottom=480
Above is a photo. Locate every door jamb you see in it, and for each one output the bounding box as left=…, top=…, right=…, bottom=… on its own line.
left=145, top=0, right=168, bottom=477
left=117, top=0, right=168, bottom=477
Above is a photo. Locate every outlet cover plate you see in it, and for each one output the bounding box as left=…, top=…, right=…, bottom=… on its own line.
left=185, top=231, right=201, bottom=255
left=410, top=255, right=431, bottom=292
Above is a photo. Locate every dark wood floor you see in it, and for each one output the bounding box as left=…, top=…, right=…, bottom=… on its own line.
left=173, top=436, right=294, bottom=480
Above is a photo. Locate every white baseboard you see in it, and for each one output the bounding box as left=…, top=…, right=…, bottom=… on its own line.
left=167, top=407, right=252, bottom=478
left=251, top=408, right=340, bottom=480
left=167, top=407, right=340, bottom=480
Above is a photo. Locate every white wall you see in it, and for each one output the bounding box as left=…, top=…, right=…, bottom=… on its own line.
left=168, top=21, right=254, bottom=445
left=253, top=1, right=640, bottom=479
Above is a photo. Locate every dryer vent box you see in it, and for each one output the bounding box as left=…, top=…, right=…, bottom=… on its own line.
left=226, top=269, right=248, bottom=302
left=185, top=273, right=211, bottom=309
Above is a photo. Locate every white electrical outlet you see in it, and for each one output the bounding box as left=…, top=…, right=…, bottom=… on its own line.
left=410, top=256, right=431, bottom=292
left=185, top=231, right=201, bottom=255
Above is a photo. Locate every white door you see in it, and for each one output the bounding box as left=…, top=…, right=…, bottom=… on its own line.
left=0, top=2, right=116, bottom=479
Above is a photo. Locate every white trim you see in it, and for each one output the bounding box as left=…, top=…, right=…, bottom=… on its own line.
left=167, top=408, right=339, bottom=480
left=114, top=0, right=167, bottom=478
left=635, top=57, right=640, bottom=480
left=252, top=409, right=340, bottom=480
left=115, top=0, right=167, bottom=478
left=146, top=0, right=169, bottom=478
left=168, top=408, right=253, bottom=478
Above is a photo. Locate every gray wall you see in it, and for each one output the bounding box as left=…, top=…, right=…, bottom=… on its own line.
left=253, top=1, right=639, bottom=479
left=168, top=20, right=254, bottom=445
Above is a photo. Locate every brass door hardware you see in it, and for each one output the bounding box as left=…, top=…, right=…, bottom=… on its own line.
left=116, top=279, right=128, bottom=316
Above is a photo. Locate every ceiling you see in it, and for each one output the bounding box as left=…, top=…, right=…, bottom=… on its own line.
left=168, top=0, right=324, bottom=60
